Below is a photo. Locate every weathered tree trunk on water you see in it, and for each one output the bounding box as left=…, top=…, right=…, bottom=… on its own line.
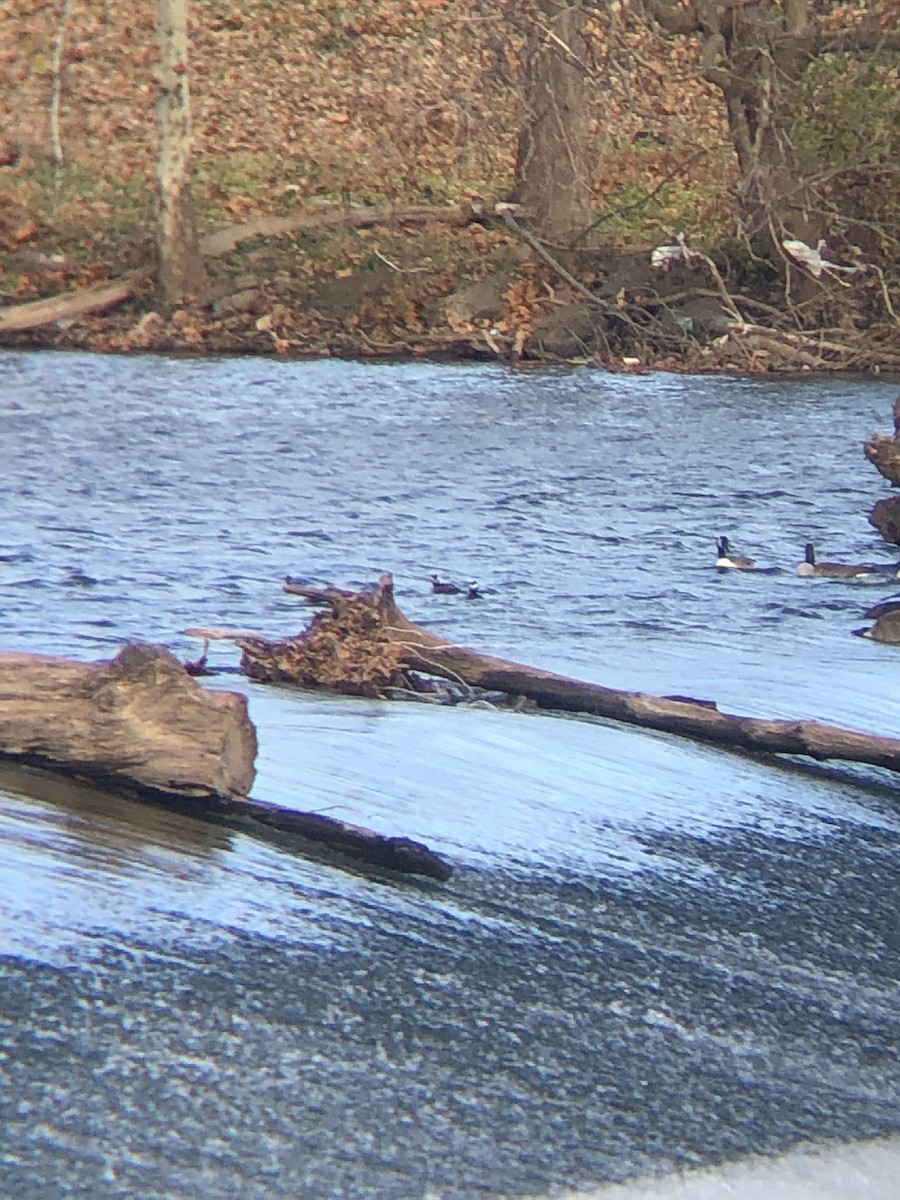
left=156, top=0, right=208, bottom=308
left=0, top=642, right=256, bottom=799
left=223, top=574, right=900, bottom=776
left=0, top=641, right=452, bottom=881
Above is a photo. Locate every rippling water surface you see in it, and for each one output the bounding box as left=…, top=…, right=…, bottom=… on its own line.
left=1, top=351, right=899, bottom=1199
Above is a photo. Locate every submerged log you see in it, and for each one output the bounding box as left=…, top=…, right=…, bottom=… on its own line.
left=0, top=642, right=257, bottom=799
left=231, top=573, right=900, bottom=776
left=215, top=795, right=453, bottom=882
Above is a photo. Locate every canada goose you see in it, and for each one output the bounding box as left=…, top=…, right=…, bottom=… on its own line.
left=715, top=536, right=756, bottom=570
left=854, top=597, right=900, bottom=642
left=430, top=574, right=462, bottom=595
left=796, top=543, right=878, bottom=579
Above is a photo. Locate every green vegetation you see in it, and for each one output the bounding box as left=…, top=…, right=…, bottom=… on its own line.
left=592, top=177, right=731, bottom=249
left=794, top=52, right=900, bottom=250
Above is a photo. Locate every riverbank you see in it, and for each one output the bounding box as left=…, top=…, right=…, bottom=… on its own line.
left=5, top=203, right=899, bottom=375
left=3, top=0, right=898, bottom=374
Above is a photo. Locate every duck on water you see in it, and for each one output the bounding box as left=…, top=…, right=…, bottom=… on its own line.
left=430, top=575, right=483, bottom=600
left=795, top=543, right=896, bottom=579
left=715, top=536, right=756, bottom=570
left=855, top=597, right=900, bottom=641
left=430, top=574, right=462, bottom=595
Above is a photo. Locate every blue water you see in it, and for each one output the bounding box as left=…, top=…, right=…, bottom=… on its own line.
left=1, top=351, right=899, bottom=1199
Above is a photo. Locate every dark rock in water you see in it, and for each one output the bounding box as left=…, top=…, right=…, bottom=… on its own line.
left=869, top=496, right=900, bottom=547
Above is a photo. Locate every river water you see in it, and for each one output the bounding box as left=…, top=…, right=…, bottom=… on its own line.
left=1, top=351, right=899, bottom=1199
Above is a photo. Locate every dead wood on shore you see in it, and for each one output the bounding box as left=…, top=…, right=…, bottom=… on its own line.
left=211, top=573, right=900, bottom=777
left=0, top=203, right=480, bottom=335
left=0, top=270, right=152, bottom=334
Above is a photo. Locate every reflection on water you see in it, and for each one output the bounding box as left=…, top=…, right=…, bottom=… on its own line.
left=1, top=352, right=899, bottom=1199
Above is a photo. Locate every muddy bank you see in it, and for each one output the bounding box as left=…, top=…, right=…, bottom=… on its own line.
left=2, top=205, right=899, bottom=374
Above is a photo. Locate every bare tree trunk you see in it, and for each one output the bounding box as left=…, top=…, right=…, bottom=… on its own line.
left=703, top=0, right=816, bottom=252
left=156, top=0, right=208, bottom=308
left=514, top=0, right=593, bottom=244
left=49, top=0, right=73, bottom=170
left=638, top=0, right=817, bottom=255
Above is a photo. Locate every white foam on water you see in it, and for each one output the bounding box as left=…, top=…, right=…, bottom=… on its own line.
left=538, top=1135, right=900, bottom=1200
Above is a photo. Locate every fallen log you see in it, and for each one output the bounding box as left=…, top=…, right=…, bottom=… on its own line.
left=0, top=641, right=452, bottom=881
left=199, top=201, right=472, bottom=257
left=0, top=202, right=483, bottom=335
left=220, top=573, right=900, bottom=776
left=0, top=642, right=257, bottom=799
left=0, top=269, right=151, bottom=334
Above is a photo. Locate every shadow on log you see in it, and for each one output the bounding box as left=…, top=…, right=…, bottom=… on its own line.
left=213, top=573, right=900, bottom=777
left=0, top=642, right=452, bottom=882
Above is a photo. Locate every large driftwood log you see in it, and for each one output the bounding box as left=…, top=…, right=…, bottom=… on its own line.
left=228, top=573, right=900, bottom=776
left=0, top=642, right=257, bottom=798
left=0, top=641, right=452, bottom=881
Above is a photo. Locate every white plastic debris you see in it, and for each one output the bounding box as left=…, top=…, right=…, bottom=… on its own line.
left=782, top=237, right=864, bottom=281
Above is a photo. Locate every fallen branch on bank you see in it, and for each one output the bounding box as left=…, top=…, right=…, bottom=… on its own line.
left=199, top=573, right=900, bottom=777
left=0, top=641, right=452, bottom=881
left=0, top=202, right=483, bottom=335
left=0, top=269, right=152, bottom=334
left=198, top=201, right=473, bottom=257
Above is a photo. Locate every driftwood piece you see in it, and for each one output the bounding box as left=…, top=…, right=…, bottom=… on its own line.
left=238, top=573, right=900, bottom=776
left=0, top=270, right=151, bottom=334
left=199, top=202, right=473, bottom=257
left=864, top=398, right=900, bottom=545
left=869, top=496, right=900, bottom=545
left=863, top=396, right=900, bottom=486
left=0, top=642, right=257, bottom=799
left=0, top=641, right=452, bottom=881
